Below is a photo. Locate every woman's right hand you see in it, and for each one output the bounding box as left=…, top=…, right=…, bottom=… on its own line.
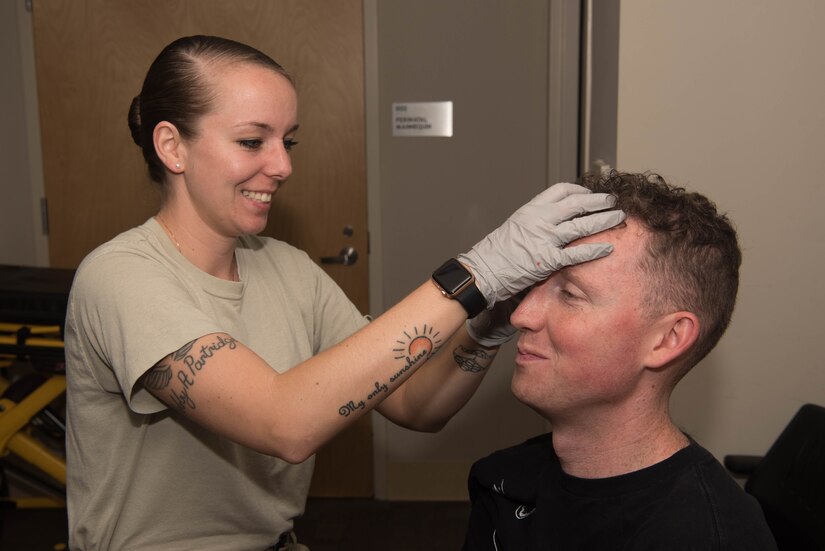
left=458, top=182, right=625, bottom=307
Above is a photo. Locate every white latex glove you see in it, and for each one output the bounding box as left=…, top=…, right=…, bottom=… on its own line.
left=458, top=182, right=625, bottom=307
left=465, top=292, right=524, bottom=347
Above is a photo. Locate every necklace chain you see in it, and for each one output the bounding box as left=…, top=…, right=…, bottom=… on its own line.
left=156, top=215, right=181, bottom=252
left=156, top=215, right=239, bottom=282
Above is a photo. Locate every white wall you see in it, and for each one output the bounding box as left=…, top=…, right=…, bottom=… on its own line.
left=616, top=0, right=825, bottom=460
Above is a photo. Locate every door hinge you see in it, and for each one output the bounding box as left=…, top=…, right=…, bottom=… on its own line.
left=40, top=197, right=49, bottom=235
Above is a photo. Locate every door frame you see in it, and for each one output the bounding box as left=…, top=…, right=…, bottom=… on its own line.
left=13, top=0, right=50, bottom=267
left=363, top=0, right=389, bottom=500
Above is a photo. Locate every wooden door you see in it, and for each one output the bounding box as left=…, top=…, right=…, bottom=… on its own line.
left=32, top=0, right=371, bottom=497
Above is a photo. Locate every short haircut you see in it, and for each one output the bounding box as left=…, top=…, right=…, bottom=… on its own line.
left=579, top=171, right=741, bottom=372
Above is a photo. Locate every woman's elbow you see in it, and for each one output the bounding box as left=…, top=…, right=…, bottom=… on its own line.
left=259, top=426, right=320, bottom=464
left=276, top=446, right=315, bottom=465
left=393, top=415, right=450, bottom=434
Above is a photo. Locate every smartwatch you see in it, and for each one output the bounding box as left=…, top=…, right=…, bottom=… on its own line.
left=431, top=258, right=486, bottom=318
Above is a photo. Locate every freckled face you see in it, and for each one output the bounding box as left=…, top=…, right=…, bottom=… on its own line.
left=179, top=63, right=298, bottom=237
left=509, top=218, right=657, bottom=418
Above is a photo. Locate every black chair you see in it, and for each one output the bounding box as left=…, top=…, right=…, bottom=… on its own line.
left=724, top=403, right=825, bottom=550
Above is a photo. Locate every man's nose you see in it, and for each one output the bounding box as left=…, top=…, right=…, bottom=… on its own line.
left=510, top=287, right=543, bottom=332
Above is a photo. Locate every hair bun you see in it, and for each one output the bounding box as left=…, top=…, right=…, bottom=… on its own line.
left=127, top=96, right=142, bottom=146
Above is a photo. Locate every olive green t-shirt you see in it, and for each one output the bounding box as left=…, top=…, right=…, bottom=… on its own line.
left=65, top=218, right=366, bottom=550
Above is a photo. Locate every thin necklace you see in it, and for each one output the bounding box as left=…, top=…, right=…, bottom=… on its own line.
left=156, top=215, right=239, bottom=282
left=156, top=215, right=181, bottom=253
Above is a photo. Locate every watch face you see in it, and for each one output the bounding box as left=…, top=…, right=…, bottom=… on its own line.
left=434, top=260, right=472, bottom=294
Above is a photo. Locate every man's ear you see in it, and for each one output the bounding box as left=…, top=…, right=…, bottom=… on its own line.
left=645, top=312, right=699, bottom=369
left=153, top=121, right=185, bottom=174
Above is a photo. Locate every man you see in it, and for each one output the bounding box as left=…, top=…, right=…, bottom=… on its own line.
left=462, top=171, right=777, bottom=550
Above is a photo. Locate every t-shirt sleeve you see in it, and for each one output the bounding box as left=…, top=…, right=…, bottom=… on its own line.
left=308, top=258, right=370, bottom=353
left=69, top=249, right=225, bottom=414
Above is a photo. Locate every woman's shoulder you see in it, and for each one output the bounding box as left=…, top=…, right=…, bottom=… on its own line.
left=74, top=220, right=171, bottom=287
left=239, top=233, right=303, bottom=254
left=238, top=234, right=319, bottom=272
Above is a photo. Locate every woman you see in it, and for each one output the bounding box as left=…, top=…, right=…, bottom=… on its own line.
left=64, top=35, right=622, bottom=550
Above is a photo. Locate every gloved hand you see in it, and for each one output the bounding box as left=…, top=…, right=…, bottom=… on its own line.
left=465, top=292, right=524, bottom=347
left=458, top=182, right=624, bottom=307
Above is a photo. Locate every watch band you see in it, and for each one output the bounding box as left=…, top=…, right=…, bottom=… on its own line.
left=452, top=279, right=486, bottom=319
left=431, top=259, right=487, bottom=318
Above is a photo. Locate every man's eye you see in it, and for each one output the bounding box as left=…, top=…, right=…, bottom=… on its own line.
left=239, top=139, right=263, bottom=150
left=284, top=138, right=299, bottom=151
left=559, top=289, right=579, bottom=301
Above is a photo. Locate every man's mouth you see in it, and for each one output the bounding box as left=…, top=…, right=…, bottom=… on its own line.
left=517, top=340, right=546, bottom=361
left=241, top=190, right=272, bottom=203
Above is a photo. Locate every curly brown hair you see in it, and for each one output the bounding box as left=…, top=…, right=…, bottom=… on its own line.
left=578, top=171, right=741, bottom=374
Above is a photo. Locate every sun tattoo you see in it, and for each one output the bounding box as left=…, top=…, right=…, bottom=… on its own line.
left=393, top=324, right=443, bottom=363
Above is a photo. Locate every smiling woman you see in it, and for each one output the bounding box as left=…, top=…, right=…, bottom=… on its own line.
left=153, top=62, right=298, bottom=249
left=63, top=35, right=625, bottom=551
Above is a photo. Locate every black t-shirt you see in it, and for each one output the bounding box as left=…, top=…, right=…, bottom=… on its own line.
left=463, top=434, right=777, bottom=551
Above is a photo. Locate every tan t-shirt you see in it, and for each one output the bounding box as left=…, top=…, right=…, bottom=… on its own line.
left=65, top=218, right=367, bottom=550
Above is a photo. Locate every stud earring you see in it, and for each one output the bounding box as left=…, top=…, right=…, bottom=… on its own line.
left=175, top=163, right=181, bottom=169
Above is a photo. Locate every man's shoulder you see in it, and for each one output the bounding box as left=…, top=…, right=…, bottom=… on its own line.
left=638, top=441, right=778, bottom=550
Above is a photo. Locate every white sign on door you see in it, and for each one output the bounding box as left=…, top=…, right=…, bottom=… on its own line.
left=392, top=101, right=453, bottom=137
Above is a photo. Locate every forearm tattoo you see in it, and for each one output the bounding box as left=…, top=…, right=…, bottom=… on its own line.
left=338, top=324, right=441, bottom=417
left=453, top=344, right=493, bottom=373
left=144, top=334, right=238, bottom=411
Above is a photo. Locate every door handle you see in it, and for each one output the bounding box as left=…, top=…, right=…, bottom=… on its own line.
left=321, top=246, right=358, bottom=266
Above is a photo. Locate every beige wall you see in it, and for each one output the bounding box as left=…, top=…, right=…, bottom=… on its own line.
left=616, top=0, right=825, bottom=460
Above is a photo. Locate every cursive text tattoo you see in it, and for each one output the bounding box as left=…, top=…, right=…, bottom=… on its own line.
left=338, top=324, right=440, bottom=417
left=146, top=335, right=238, bottom=411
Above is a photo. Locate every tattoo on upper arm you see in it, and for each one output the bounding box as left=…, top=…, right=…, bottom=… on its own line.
left=338, top=324, right=441, bottom=417
left=145, top=335, right=238, bottom=412
left=144, top=362, right=173, bottom=390
left=453, top=344, right=493, bottom=373
left=172, top=339, right=196, bottom=361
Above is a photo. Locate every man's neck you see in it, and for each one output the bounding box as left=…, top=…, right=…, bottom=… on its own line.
left=550, top=404, right=689, bottom=479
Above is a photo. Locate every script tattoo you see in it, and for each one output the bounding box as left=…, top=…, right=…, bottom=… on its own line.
left=453, top=344, right=493, bottom=373
left=338, top=324, right=441, bottom=417
left=173, top=339, right=196, bottom=361
left=147, top=335, right=238, bottom=412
